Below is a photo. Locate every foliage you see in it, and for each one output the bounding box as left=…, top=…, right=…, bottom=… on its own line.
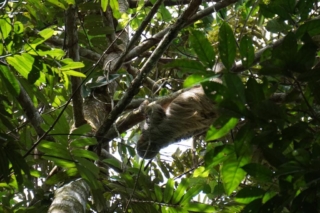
left=0, top=0, right=320, bottom=212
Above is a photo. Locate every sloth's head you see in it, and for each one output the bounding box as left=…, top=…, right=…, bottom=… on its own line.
left=136, top=135, right=161, bottom=159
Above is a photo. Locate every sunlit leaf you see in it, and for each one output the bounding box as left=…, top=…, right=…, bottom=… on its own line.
left=47, top=0, right=67, bottom=9
left=62, top=70, right=86, bottom=77
left=101, top=0, right=108, bottom=12
left=71, top=149, right=99, bottom=161
left=180, top=184, right=203, bottom=205
left=206, top=117, right=238, bottom=141
left=38, top=28, right=55, bottom=40
left=110, top=0, right=120, bottom=19
left=204, top=144, right=234, bottom=168
left=163, top=178, right=174, bottom=203
left=0, top=15, right=12, bottom=39
left=184, top=73, right=214, bottom=88
left=222, top=152, right=250, bottom=195
left=60, top=61, right=85, bottom=70
left=154, top=184, right=163, bottom=202
left=38, top=140, right=72, bottom=160
left=172, top=178, right=189, bottom=204
left=182, top=203, right=216, bottom=212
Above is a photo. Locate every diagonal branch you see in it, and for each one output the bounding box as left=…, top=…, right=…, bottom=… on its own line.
left=125, top=0, right=239, bottom=61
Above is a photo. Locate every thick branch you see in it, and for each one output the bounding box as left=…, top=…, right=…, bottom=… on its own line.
left=66, top=5, right=86, bottom=127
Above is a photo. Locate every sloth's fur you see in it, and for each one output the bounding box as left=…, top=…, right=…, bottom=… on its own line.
left=137, top=85, right=217, bottom=159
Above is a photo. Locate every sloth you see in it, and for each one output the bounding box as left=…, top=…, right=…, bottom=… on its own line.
left=136, top=85, right=217, bottom=159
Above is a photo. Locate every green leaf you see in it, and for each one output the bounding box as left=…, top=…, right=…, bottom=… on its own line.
left=38, top=140, right=72, bottom=160
left=222, top=152, right=250, bottom=195
left=47, top=0, right=67, bottom=9
left=253, top=100, right=286, bottom=121
left=206, top=117, right=238, bottom=141
left=241, top=198, right=262, bottom=213
left=77, top=164, right=100, bottom=189
left=62, top=70, right=86, bottom=77
left=245, top=78, right=265, bottom=107
left=7, top=54, right=32, bottom=81
left=182, top=203, right=216, bottom=212
left=159, top=4, right=171, bottom=22
left=296, top=19, right=320, bottom=38
left=6, top=150, right=30, bottom=185
left=69, top=124, right=92, bottom=139
left=44, top=156, right=76, bottom=168
left=38, top=28, right=55, bottom=40
left=164, top=59, right=207, bottom=73
left=190, top=30, right=215, bottom=67
left=242, top=163, right=273, bottom=183
left=272, top=32, right=297, bottom=64
left=0, top=15, right=12, bottom=39
left=265, top=18, right=290, bottom=33
left=204, top=144, right=234, bottom=168
left=172, top=178, right=189, bottom=204
left=70, top=138, right=97, bottom=148
left=0, top=65, right=20, bottom=97
left=75, top=157, right=99, bottom=176
left=60, top=61, right=85, bottom=70
left=292, top=148, right=310, bottom=165
left=201, top=81, right=228, bottom=103
left=154, top=184, right=163, bottom=202
left=45, top=171, right=69, bottom=185
left=110, top=0, right=120, bottom=19
left=101, top=0, right=108, bottom=12
left=180, top=184, right=203, bottom=205
left=239, top=35, right=254, bottom=68
left=223, top=73, right=246, bottom=104
left=184, top=73, right=215, bottom=88
left=259, top=58, right=286, bottom=76
left=163, top=178, right=174, bottom=203
left=102, top=158, right=122, bottom=171
left=218, top=22, right=237, bottom=70
left=0, top=149, right=10, bottom=183
left=71, top=149, right=99, bottom=161
left=234, top=124, right=253, bottom=157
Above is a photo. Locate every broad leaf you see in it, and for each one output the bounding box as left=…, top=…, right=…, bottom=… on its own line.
left=218, top=22, right=237, bottom=70
left=190, top=30, right=215, bottom=67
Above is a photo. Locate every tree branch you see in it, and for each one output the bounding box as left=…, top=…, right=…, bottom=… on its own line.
left=16, top=82, right=45, bottom=137
left=125, top=0, right=239, bottom=61
left=128, top=0, right=222, bottom=8
left=66, top=5, right=86, bottom=127
left=110, top=0, right=164, bottom=74
left=96, top=0, right=203, bottom=147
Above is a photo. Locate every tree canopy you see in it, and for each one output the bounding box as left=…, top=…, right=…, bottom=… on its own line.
left=1, top=0, right=320, bottom=212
